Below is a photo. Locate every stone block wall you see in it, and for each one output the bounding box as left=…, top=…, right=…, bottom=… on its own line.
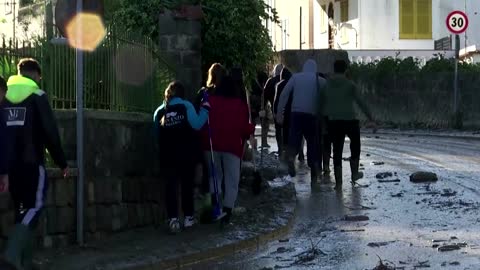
left=0, top=170, right=165, bottom=249
left=0, top=110, right=165, bottom=249
left=158, top=10, right=202, bottom=99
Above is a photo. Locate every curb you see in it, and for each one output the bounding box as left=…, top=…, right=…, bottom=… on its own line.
left=364, top=130, right=480, bottom=141
left=128, top=191, right=297, bottom=270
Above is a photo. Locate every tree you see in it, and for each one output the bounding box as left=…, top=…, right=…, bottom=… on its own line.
left=201, top=0, right=277, bottom=82
left=110, top=0, right=277, bottom=84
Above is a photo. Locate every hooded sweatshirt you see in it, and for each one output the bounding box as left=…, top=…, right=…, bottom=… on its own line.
left=263, top=64, right=283, bottom=109
left=3, top=75, right=67, bottom=169
left=276, top=59, right=326, bottom=118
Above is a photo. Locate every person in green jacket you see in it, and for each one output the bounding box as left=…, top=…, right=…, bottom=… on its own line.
left=322, top=60, right=375, bottom=189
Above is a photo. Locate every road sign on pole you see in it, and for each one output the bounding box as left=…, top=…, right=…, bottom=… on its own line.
left=446, top=11, right=467, bottom=125
left=446, top=11, right=469, bottom=34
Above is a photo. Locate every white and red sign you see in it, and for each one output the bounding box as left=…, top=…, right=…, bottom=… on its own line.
left=446, top=11, right=469, bottom=34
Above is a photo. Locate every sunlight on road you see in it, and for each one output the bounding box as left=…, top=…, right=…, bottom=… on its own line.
left=66, top=12, right=106, bottom=51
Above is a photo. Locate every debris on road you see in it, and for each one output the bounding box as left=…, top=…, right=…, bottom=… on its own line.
left=440, top=189, right=457, bottom=197
left=366, top=153, right=371, bottom=157
left=278, top=239, right=289, bottom=243
left=410, top=172, right=438, bottom=183
left=367, top=241, right=396, bottom=248
left=372, top=256, right=396, bottom=270
left=340, top=229, right=365, bottom=232
left=379, top=179, right=401, bottom=183
left=437, top=242, right=467, bottom=252
left=344, top=215, right=370, bottom=221
left=413, top=260, right=431, bottom=268
left=372, top=161, right=385, bottom=166
left=376, top=172, right=393, bottom=179
left=391, top=193, right=403, bottom=197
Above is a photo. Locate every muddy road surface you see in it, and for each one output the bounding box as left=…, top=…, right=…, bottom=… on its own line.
left=187, top=134, right=480, bottom=270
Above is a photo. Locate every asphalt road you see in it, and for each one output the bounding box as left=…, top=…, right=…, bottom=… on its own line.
left=187, top=133, right=480, bottom=270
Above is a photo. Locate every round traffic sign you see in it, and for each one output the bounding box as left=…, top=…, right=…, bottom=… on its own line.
left=446, top=11, right=469, bottom=34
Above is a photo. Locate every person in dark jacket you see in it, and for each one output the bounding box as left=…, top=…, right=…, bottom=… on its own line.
left=261, top=64, right=283, bottom=148
left=273, top=67, right=291, bottom=158
left=321, top=60, right=375, bottom=189
left=3, top=58, right=68, bottom=270
left=154, top=81, right=210, bottom=233
left=0, top=77, right=8, bottom=194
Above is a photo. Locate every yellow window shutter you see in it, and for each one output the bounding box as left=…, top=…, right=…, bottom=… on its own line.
left=399, top=0, right=415, bottom=39
left=415, top=0, right=432, bottom=39
left=341, top=0, right=349, bottom=22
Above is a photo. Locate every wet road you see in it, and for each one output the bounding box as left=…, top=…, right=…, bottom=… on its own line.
left=188, top=133, right=480, bottom=270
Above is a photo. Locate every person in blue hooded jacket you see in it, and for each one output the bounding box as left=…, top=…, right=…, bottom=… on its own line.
left=153, top=81, right=210, bottom=234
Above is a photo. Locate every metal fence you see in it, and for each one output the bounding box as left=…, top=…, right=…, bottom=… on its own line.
left=0, top=27, right=175, bottom=113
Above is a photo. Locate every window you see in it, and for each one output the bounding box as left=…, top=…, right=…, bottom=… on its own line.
left=341, top=28, right=349, bottom=44
left=340, top=0, right=348, bottom=22
left=320, top=5, right=327, bottom=33
left=399, top=0, right=432, bottom=39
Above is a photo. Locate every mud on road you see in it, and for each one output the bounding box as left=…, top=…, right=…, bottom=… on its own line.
left=187, top=134, right=480, bottom=270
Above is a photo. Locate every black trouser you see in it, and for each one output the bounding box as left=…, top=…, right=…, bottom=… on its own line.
left=328, top=120, right=361, bottom=168
left=288, top=112, right=319, bottom=168
left=163, top=162, right=195, bottom=219
left=321, top=117, right=332, bottom=169
left=275, top=123, right=283, bottom=154
left=9, top=164, right=47, bottom=229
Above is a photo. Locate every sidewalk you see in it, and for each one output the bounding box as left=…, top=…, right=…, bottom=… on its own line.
left=34, top=159, right=296, bottom=270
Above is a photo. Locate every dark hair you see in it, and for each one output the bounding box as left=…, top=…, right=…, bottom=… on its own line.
left=334, top=60, right=348, bottom=74
left=18, top=58, right=42, bottom=76
left=164, top=81, right=186, bottom=104
left=257, top=71, right=268, bottom=88
left=230, top=67, right=247, bottom=101
left=0, top=76, right=6, bottom=92
left=215, top=75, right=236, bottom=98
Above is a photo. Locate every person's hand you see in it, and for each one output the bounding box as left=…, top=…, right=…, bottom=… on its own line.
left=201, top=101, right=211, bottom=111
left=62, top=167, right=69, bottom=179
left=259, top=110, right=266, bottom=118
left=0, top=175, right=9, bottom=193
left=276, top=114, right=284, bottom=125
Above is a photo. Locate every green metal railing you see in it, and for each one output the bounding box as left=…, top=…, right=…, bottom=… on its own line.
left=0, top=27, right=175, bottom=113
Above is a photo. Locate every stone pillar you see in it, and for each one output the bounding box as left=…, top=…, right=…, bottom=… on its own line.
left=158, top=10, right=202, bottom=100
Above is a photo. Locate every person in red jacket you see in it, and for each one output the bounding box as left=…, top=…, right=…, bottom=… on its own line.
left=201, top=75, right=255, bottom=224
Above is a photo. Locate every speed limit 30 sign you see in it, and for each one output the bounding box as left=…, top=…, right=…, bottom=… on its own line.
left=446, top=11, right=469, bottom=34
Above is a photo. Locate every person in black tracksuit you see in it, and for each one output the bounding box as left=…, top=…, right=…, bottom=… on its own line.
left=154, top=81, right=210, bottom=234
left=2, top=59, right=68, bottom=270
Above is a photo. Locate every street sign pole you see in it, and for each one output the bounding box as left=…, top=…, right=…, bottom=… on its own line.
left=446, top=11, right=468, bottom=122
left=75, top=0, right=84, bottom=246
left=454, top=34, right=460, bottom=114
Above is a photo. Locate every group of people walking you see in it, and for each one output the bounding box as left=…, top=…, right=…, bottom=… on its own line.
left=154, top=63, right=255, bottom=233
left=271, top=59, right=375, bottom=189
left=0, top=56, right=375, bottom=269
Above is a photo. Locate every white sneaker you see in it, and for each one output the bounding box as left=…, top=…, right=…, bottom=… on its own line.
left=184, top=216, right=196, bottom=228
left=168, top=218, right=181, bottom=233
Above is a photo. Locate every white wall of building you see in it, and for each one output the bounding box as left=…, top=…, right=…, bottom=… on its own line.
left=314, top=0, right=480, bottom=51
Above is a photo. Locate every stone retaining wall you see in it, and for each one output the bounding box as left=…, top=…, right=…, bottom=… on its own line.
left=0, top=169, right=165, bottom=249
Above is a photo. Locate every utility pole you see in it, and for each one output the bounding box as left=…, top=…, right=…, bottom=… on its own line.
left=299, top=7, right=302, bottom=49
left=75, top=0, right=85, bottom=246
left=12, top=0, right=16, bottom=43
